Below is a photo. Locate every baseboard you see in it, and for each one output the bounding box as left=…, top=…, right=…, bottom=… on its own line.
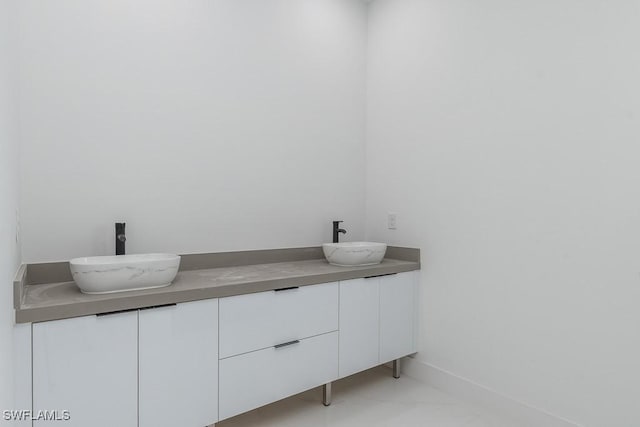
left=401, top=358, right=582, bottom=427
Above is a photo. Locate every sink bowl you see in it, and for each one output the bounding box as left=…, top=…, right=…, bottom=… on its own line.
left=69, top=254, right=181, bottom=294
left=322, top=242, right=387, bottom=267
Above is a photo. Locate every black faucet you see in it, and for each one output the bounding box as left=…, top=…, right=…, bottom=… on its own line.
left=115, top=222, right=126, bottom=255
left=332, top=221, right=347, bottom=243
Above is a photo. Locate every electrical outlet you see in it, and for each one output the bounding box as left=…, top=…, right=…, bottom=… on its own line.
left=387, top=212, right=397, bottom=230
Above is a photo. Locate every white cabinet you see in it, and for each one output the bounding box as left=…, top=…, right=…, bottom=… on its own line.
left=219, top=282, right=338, bottom=358
left=33, top=299, right=219, bottom=427
left=29, top=269, right=418, bottom=425
left=33, top=311, right=138, bottom=427
left=380, top=271, right=418, bottom=363
left=13, top=323, right=32, bottom=427
left=139, top=299, right=219, bottom=427
left=219, top=332, right=338, bottom=420
left=338, top=271, right=418, bottom=377
left=339, top=278, right=380, bottom=378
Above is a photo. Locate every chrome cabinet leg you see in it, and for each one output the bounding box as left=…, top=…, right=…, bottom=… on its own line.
left=323, top=382, right=332, bottom=406
left=393, top=359, right=401, bottom=379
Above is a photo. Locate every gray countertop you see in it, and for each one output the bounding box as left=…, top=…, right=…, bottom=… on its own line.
left=15, top=247, right=420, bottom=323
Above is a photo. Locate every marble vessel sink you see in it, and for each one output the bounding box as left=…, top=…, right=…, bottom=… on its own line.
left=322, top=242, right=387, bottom=267
left=69, top=254, right=181, bottom=294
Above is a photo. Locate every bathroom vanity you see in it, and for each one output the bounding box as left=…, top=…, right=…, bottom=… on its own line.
left=13, top=247, right=420, bottom=427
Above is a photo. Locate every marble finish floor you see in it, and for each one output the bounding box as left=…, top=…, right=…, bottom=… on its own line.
left=217, top=366, right=522, bottom=427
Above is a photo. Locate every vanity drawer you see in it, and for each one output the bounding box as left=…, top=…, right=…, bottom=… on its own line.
left=219, top=331, right=338, bottom=421
left=219, top=282, right=338, bottom=358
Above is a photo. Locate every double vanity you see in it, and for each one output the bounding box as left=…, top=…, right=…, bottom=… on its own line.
left=13, top=245, right=420, bottom=427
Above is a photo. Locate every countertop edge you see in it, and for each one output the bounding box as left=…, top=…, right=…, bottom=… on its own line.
left=13, top=264, right=27, bottom=311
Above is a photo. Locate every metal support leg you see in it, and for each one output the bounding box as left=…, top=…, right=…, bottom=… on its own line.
left=322, top=382, right=332, bottom=406
left=393, top=359, right=401, bottom=379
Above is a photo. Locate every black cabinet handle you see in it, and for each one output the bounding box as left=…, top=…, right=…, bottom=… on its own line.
left=364, top=273, right=397, bottom=279
left=139, top=303, right=177, bottom=311
left=97, top=303, right=177, bottom=316
left=96, top=308, right=139, bottom=317
left=274, top=340, right=300, bottom=349
left=274, top=286, right=299, bottom=292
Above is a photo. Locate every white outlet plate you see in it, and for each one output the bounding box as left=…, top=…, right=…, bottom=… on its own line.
left=387, top=212, right=397, bottom=230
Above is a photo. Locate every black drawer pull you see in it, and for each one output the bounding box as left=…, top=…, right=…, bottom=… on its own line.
left=96, top=308, right=139, bottom=317
left=364, top=273, right=398, bottom=279
left=274, top=286, right=299, bottom=292
left=139, top=303, right=177, bottom=311
left=274, top=340, right=300, bottom=349
left=97, top=303, right=177, bottom=317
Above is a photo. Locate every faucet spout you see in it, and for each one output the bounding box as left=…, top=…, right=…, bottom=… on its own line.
left=332, top=221, right=347, bottom=243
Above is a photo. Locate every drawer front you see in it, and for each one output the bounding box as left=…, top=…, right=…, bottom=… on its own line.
left=219, top=282, right=338, bottom=358
left=219, top=331, right=338, bottom=421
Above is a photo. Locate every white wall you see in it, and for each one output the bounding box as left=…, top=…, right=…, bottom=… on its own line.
left=366, top=1, right=640, bottom=426
left=16, top=0, right=640, bottom=424
left=0, top=0, right=20, bottom=415
left=18, top=0, right=367, bottom=262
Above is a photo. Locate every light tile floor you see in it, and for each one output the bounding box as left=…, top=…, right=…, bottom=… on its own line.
left=217, top=366, right=522, bottom=427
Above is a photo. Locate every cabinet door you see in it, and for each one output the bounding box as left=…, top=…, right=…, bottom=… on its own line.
left=33, top=312, right=138, bottom=427
left=338, top=278, right=379, bottom=378
left=379, top=272, right=418, bottom=363
left=139, top=299, right=219, bottom=427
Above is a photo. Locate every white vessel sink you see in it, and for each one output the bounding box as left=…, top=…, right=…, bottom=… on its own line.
left=69, top=254, right=181, bottom=294
left=322, top=242, right=387, bottom=267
